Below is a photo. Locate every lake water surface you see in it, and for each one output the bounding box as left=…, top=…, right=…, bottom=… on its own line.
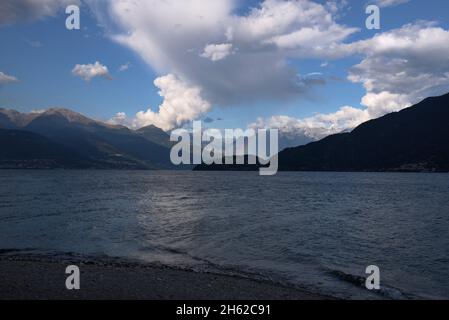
left=1, top=170, right=448, bottom=299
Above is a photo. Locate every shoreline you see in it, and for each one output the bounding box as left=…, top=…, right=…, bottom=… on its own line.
left=1, top=168, right=448, bottom=173
left=0, top=252, right=331, bottom=300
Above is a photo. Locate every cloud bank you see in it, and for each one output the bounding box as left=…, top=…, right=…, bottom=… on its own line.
left=92, top=0, right=357, bottom=129
left=255, top=21, right=449, bottom=140
left=8, top=0, right=444, bottom=138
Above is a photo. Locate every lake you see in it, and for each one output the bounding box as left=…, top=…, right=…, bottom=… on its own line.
left=1, top=170, right=448, bottom=299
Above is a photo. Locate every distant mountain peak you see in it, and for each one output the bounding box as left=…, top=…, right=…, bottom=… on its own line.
left=136, top=124, right=173, bottom=148
left=0, top=107, right=122, bottom=129
left=138, top=124, right=161, bottom=130
left=40, top=108, right=96, bottom=125
left=0, top=108, right=40, bottom=128
left=0, top=107, right=175, bottom=170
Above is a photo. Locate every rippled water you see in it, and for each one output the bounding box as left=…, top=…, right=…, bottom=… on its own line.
left=1, top=170, right=448, bottom=299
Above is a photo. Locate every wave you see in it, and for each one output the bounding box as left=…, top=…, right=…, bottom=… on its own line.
left=328, top=269, right=414, bottom=300
left=0, top=246, right=332, bottom=299
left=3, top=247, right=424, bottom=300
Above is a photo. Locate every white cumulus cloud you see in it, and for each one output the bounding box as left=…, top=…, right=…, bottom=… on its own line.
left=0, top=71, right=19, bottom=84
left=72, top=61, right=112, bottom=81
left=251, top=105, right=371, bottom=141
left=109, top=74, right=211, bottom=131
left=201, top=43, right=234, bottom=61
left=108, top=112, right=128, bottom=126
left=118, top=62, right=131, bottom=72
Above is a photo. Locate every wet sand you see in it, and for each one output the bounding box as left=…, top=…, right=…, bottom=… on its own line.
left=0, top=254, right=330, bottom=300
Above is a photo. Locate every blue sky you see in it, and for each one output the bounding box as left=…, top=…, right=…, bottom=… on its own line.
left=1, top=0, right=448, bottom=138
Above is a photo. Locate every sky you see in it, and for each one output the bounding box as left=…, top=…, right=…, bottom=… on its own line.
left=1, top=0, right=449, bottom=140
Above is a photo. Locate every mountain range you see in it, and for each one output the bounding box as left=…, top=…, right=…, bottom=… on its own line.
left=2, top=92, right=449, bottom=172
left=0, top=108, right=173, bottom=169
left=278, top=92, right=449, bottom=172
left=195, top=92, right=449, bottom=173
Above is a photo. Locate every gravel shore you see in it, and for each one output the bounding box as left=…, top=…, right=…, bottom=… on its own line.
left=0, top=254, right=330, bottom=300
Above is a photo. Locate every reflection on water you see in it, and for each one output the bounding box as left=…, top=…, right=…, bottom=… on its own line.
left=1, top=170, right=449, bottom=299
